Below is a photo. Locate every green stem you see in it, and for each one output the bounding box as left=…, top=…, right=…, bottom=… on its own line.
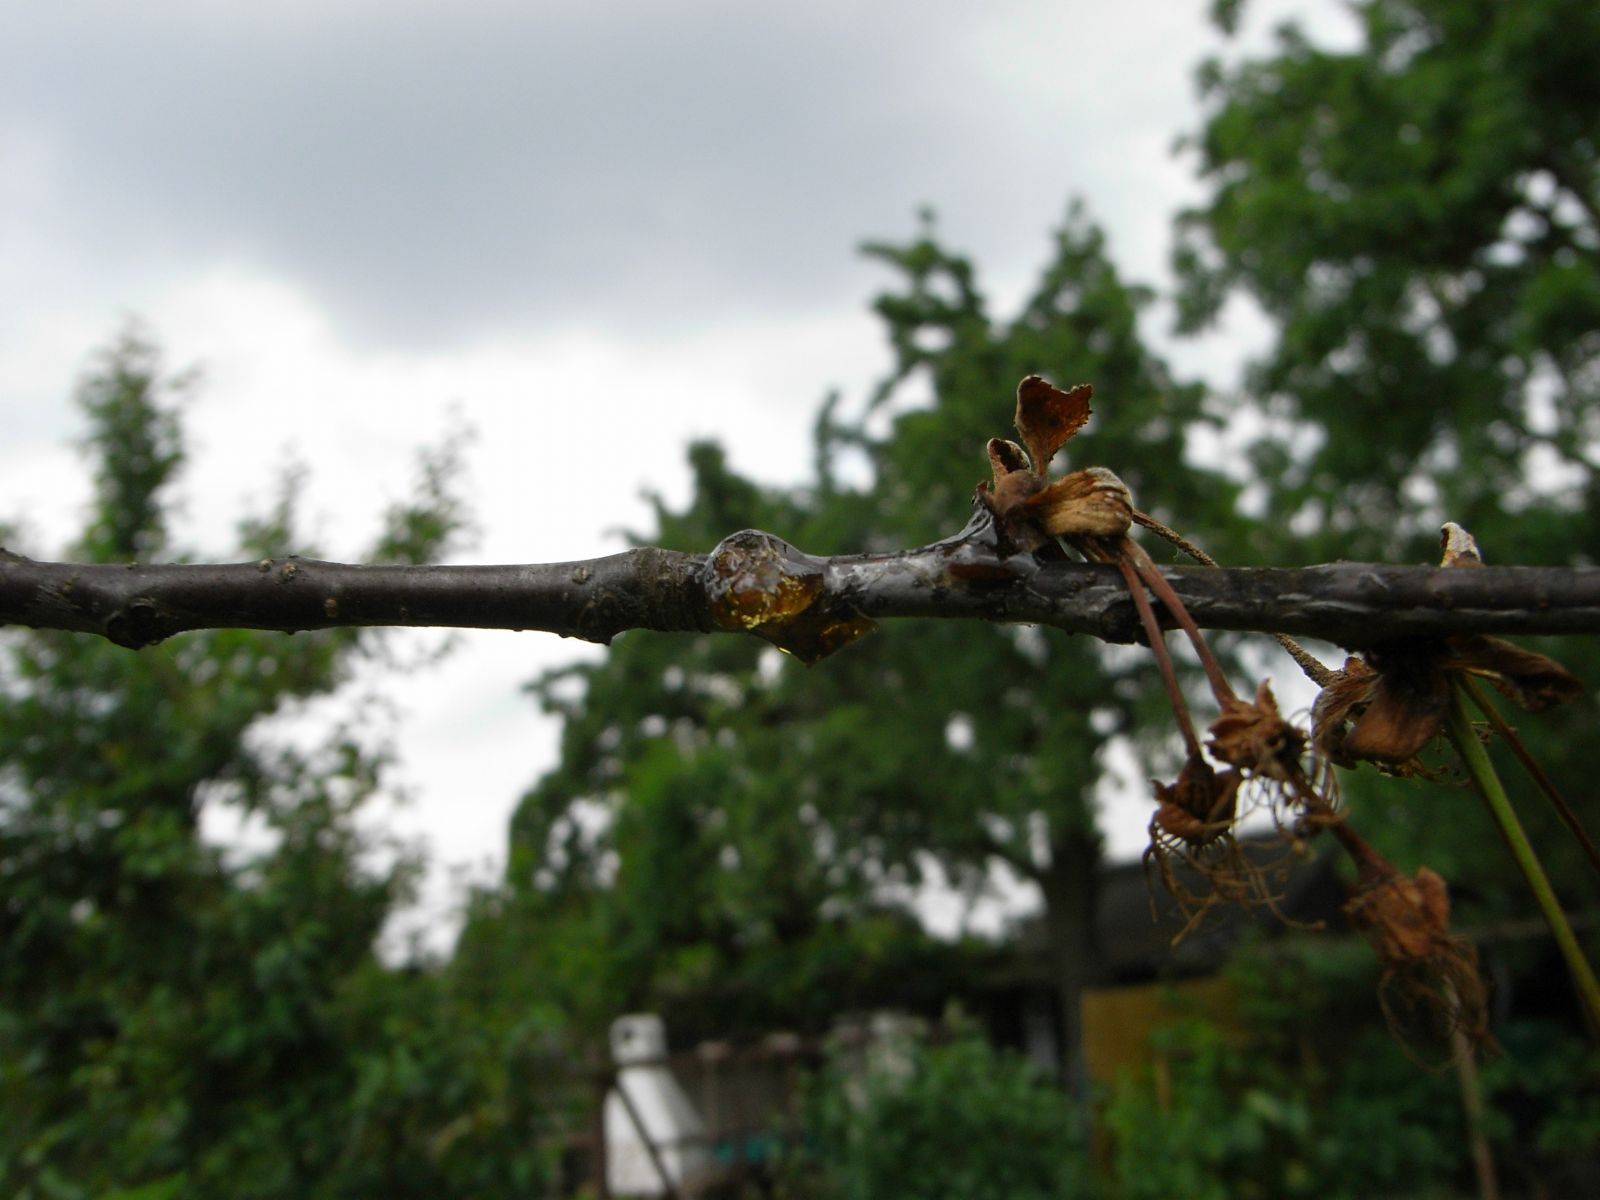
left=1445, top=682, right=1600, bottom=1037
left=1460, top=676, right=1600, bottom=879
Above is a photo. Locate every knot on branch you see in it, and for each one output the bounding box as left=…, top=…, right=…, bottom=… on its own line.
left=104, top=598, right=169, bottom=649
left=702, top=529, right=875, bottom=664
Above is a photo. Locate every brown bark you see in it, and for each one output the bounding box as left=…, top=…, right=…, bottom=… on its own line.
left=4, top=528, right=1599, bottom=654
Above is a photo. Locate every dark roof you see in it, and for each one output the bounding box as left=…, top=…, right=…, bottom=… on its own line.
left=988, top=835, right=1349, bottom=987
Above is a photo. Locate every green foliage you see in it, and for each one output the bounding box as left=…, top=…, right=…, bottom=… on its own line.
left=1179, top=0, right=1600, bottom=566
left=1100, top=1015, right=1467, bottom=1200
left=474, top=440, right=976, bottom=1045
left=784, top=1028, right=1094, bottom=1200
left=0, top=331, right=551, bottom=1198
left=1481, top=1020, right=1600, bottom=1193
left=12, top=3, right=1596, bottom=1189
left=73, top=329, right=190, bottom=562
left=1099, top=935, right=1600, bottom=1199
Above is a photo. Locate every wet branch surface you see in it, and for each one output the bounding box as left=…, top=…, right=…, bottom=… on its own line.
left=4, top=526, right=1599, bottom=659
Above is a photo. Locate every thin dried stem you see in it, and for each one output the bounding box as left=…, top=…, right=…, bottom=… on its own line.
left=1116, top=555, right=1202, bottom=758
left=1272, top=635, right=1337, bottom=688
left=1123, top=540, right=1237, bottom=704
left=1132, top=510, right=1334, bottom=687
left=1132, top=510, right=1220, bottom=566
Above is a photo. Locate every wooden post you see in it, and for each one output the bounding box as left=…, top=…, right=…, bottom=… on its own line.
left=592, top=1067, right=612, bottom=1200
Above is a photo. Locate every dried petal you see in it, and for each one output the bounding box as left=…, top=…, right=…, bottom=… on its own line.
left=1013, top=375, right=1092, bottom=473
left=1314, top=649, right=1447, bottom=767
left=1441, top=634, right=1582, bottom=712
left=1208, top=679, right=1305, bottom=779
left=1151, top=753, right=1240, bottom=846
left=1025, top=466, right=1132, bottom=538
left=1311, top=656, right=1377, bottom=766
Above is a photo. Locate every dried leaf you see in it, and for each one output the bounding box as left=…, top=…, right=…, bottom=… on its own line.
left=1013, top=375, right=1092, bottom=473
left=1442, top=635, right=1582, bottom=712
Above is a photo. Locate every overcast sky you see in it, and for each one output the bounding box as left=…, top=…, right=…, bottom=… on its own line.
left=0, top=0, right=1349, bottom=950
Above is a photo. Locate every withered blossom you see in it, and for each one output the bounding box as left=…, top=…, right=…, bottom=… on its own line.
left=982, top=375, right=1338, bottom=941
left=1144, top=751, right=1312, bottom=945
left=1151, top=751, right=1241, bottom=848
left=1312, top=527, right=1581, bottom=769
left=1208, top=679, right=1305, bottom=781
left=975, top=391, right=1537, bottom=1053
left=1337, top=829, right=1493, bottom=1054
left=978, top=376, right=1132, bottom=553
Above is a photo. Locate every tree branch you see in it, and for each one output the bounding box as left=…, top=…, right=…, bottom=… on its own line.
left=3, top=528, right=1598, bottom=657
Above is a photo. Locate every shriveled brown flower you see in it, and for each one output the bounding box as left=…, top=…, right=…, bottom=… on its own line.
left=1312, top=523, right=1580, bottom=769
left=1312, top=649, right=1448, bottom=769
left=1152, top=752, right=1241, bottom=848
left=1208, top=679, right=1305, bottom=781
left=1346, top=863, right=1452, bottom=965
left=1313, top=636, right=1579, bottom=770
left=1340, top=841, right=1493, bottom=1055
left=978, top=376, right=1132, bottom=552
left=975, top=376, right=1332, bottom=939
left=1143, top=752, right=1310, bottom=944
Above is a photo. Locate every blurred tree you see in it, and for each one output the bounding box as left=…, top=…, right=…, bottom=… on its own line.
left=1178, top=0, right=1600, bottom=565
left=0, top=331, right=550, bottom=1198
left=491, top=208, right=1243, bottom=1086
left=469, top=441, right=975, bottom=1048
left=1175, top=0, right=1600, bottom=944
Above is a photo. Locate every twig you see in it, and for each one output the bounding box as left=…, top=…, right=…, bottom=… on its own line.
left=3, top=531, right=1600, bottom=652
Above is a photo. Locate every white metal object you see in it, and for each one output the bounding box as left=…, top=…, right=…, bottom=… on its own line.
left=605, top=1014, right=716, bottom=1196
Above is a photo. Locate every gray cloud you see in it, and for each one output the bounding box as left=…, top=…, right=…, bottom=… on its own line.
left=4, top=1, right=1138, bottom=346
